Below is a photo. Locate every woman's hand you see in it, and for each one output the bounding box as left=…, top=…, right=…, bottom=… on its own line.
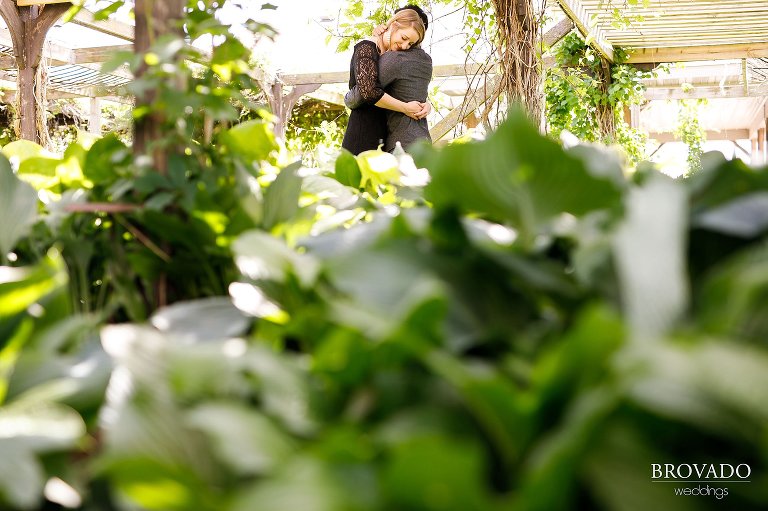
left=372, top=24, right=387, bottom=37
left=401, top=101, right=424, bottom=119
left=415, top=101, right=431, bottom=119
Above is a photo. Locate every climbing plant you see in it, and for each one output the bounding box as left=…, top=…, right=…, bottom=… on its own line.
left=544, top=32, right=652, bottom=164
left=674, top=98, right=706, bottom=174
left=285, top=98, right=348, bottom=167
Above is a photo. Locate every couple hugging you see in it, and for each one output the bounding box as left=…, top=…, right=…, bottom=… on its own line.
left=341, top=5, right=432, bottom=155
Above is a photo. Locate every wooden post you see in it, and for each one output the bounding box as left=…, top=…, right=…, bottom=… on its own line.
left=0, top=0, right=70, bottom=143
left=133, top=0, right=185, bottom=310
left=750, top=129, right=759, bottom=164
left=268, top=82, right=320, bottom=140
left=758, top=127, right=766, bottom=165
left=133, top=0, right=185, bottom=172
left=88, top=95, right=101, bottom=135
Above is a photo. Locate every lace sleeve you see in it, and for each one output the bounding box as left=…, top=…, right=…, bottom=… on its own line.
left=352, top=41, right=385, bottom=104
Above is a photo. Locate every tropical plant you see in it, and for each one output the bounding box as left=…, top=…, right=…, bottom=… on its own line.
left=1, top=1, right=768, bottom=511
left=3, top=104, right=768, bottom=509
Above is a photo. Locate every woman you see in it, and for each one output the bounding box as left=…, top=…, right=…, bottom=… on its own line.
left=341, top=8, right=428, bottom=155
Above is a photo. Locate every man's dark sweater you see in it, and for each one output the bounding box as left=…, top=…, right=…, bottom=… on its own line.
left=345, top=47, right=432, bottom=152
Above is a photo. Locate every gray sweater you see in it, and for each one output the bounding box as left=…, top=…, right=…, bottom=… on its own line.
left=345, top=47, right=432, bottom=152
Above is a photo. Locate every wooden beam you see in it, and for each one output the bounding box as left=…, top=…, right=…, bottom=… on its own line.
left=645, top=83, right=768, bottom=100
left=0, top=54, right=15, bottom=68
left=555, top=0, right=614, bottom=62
left=648, top=130, right=750, bottom=143
left=281, top=63, right=488, bottom=86
left=542, top=17, right=574, bottom=49
left=627, top=42, right=768, bottom=64
left=430, top=75, right=502, bottom=142
left=71, top=44, right=133, bottom=64
left=70, top=8, right=134, bottom=41
left=306, top=88, right=344, bottom=107
left=16, top=0, right=69, bottom=5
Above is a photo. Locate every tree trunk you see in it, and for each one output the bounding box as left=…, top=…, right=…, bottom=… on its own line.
left=133, top=0, right=185, bottom=172
left=0, top=1, right=70, bottom=144
left=492, top=0, right=542, bottom=123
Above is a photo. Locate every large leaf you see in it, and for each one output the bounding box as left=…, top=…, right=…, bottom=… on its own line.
left=150, top=297, right=251, bottom=341
left=185, top=402, right=294, bottom=476
left=383, top=435, right=493, bottom=511
left=232, top=230, right=320, bottom=287
left=263, top=161, right=303, bottom=229
left=414, top=108, right=623, bottom=242
left=220, top=120, right=278, bottom=163
left=613, top=174, right=689, bottom=340
left=0, top=402, right=86, bottom=509
left=334, top=149, right=362, bottom=188
left=0, top=155, right=38, bottom=258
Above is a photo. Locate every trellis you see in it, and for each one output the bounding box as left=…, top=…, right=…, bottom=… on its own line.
left=557, top=0, right=768, bottom=163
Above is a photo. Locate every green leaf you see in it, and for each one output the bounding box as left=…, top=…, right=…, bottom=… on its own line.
left=185, top=402, right=294, bottom=475
left=211, top=37, right=250, bottom=65
left=383, top=435, right=493, bottom=511
left=1, top=139, right=50, bottom=163
left=334, top=149, right=362, bottom=188
left=263, top=162, right=303, bottom=230
left=414, top=107, right=623, bottom=242
left=0, top=156, right=37, bottom=257
left=232, top=230, right=320, bottom=287
left=93, top=0, right=124, bottom=20
left=692, top=192, right=768, bottom=238
left=220, top=120, right=278, bottom=163
left=613, top=174, right=688, bottom=340
left=150, top=297, right=250, bottom=341
left=83, top=134, right=129, bottom=183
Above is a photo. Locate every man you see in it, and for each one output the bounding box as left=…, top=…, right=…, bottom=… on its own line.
left=345, top=4, right=433, bottom=152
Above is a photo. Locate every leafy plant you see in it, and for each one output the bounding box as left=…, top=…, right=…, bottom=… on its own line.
left=674, top=98, right=707, bottom=175
left=544, top=32, right=652, bottom=164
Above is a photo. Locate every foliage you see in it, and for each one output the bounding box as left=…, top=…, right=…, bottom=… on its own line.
left=674, top=98, right=707, bottom=175
left=1, top=2, right=768, bottom=511
left=544, top=32, right=651, bottom=164
left=4, top=94, right=768, bottom=508
left=285, top=98, right=348, bottom=168
left=330, top=0, right=492, bottom=55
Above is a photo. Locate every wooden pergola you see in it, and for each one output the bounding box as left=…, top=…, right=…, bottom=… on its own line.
left=0, top=0, right=133, bottom=142
left=557, top=0, right=768, bottom=162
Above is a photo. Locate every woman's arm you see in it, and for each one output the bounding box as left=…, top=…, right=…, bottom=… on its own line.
left=347, top=40, right=386, bottom=107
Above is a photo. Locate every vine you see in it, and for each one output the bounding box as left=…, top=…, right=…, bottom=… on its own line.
left=674, top=98, right=706, bottom=175
left=544, top=32, right=652, bottom=164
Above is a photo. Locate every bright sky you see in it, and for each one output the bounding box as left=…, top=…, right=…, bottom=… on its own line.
left=218, top=0, right=474, bottom=74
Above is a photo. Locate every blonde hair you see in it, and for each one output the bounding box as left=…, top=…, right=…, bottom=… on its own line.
left=384, top=8, right=426, bottom=46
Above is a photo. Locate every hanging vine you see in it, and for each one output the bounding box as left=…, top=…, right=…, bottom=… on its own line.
left=490, top=0, right=542, bottom=121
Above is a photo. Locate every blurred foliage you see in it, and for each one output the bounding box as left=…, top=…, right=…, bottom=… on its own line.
left=1, top=1, right=768, bottom=511
left=3, top=103, right=768, bottom=509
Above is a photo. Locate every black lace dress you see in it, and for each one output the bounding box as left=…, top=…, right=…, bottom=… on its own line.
left=341, top=40, right=388, bottom=155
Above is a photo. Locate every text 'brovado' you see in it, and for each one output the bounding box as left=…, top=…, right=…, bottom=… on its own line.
left=652, top=464, right=751, bottom=480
